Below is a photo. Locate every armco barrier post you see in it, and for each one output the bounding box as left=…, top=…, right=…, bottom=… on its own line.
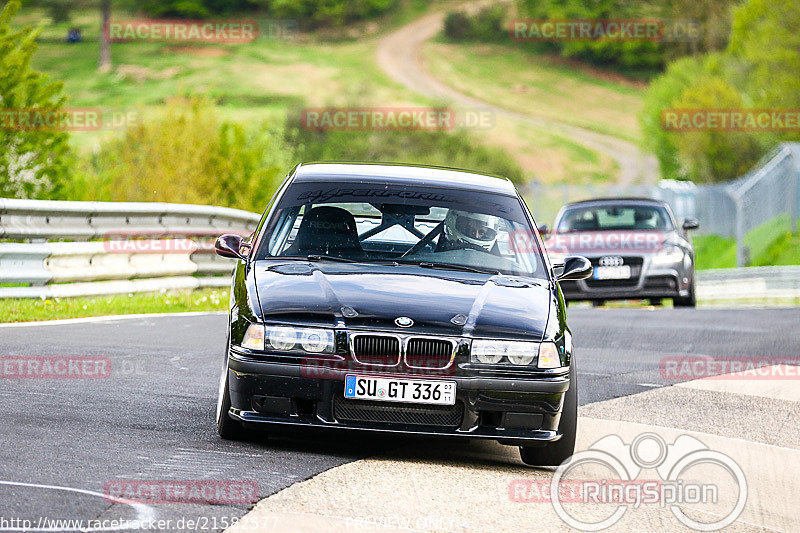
left=731, top=193, right=746, bottom=267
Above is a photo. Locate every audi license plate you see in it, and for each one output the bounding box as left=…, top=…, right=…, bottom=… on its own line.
left=593, top=265, right=631, bottom=280
left=344, top=375, right=456, bottom=405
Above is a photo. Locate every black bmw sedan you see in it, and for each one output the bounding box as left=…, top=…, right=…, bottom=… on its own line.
left=214, top=163, right=592, bottom=466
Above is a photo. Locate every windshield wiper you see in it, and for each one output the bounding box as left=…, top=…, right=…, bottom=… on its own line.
left=304, top=255, right=357, bottom=263
left=417, top=262, right=499, bottom=275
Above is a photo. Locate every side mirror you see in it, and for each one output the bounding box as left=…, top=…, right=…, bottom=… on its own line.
left=215, top=234, right=247, bottom=259
left=538, top=224, right=550, bottom=236
left=682, top=218, right=699, bottom=231
left=557, top=256, right=593, bottom=281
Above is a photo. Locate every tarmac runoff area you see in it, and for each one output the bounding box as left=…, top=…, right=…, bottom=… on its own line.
left=227, top=364, right=800, bottom=532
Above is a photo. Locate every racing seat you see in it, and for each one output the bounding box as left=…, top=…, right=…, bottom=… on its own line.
left=282, top=206, right=365, bottom=259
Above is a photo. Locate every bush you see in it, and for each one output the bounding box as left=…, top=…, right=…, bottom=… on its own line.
left=443, top=6, right=507, bottom=43
left=670, top=77, right=762, bottom=182
left=0, top=0, right=73, bottom=200
left=284, top=108, right=525, bottom=183
left=640, top=0, right=799, bottom=184
left=639, top=55, right=709, bottom=179
left=136, top=0, right=400, bottom=26
left=443, top=11, right=471, bottom=41
left=80, top=101, right=525, bottom=209
left=84, top=96, right=290, bottom=211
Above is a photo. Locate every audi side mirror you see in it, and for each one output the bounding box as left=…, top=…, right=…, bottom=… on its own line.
left=682, top=218, right=699, bottom=231
left=215, top=234, right=247, bottom=259
left=557, top=256, right=593, bottom=281
left=538, top=224, right=550, bottom=236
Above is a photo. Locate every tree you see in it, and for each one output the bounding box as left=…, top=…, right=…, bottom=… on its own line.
left=0, top=0, right=72, bottom=199
left=98, top=0, right=111, bottom=72
left=670, top=76, right=762, bottom=182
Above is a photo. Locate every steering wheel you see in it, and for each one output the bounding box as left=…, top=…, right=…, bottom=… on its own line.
left=400, top=222, right=444, bottom=258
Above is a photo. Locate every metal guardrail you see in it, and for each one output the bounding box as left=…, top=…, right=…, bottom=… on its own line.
left=1, top=198, right=797, bottom=302
left=0, top=199, right=261, bottom=298
left=0, top=198, right=261, bottom=240
left=697, top=266, right=800, bottom=302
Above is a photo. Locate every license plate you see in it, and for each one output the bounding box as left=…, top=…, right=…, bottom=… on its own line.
left=344, top=375, right=456, bottom=405
left=593, top=265, right=631, bottom=280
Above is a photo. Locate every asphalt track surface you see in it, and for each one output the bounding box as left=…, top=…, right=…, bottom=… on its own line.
left=1, top=307, right=798, bottom=531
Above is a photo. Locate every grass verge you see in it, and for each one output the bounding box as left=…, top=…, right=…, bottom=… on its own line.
left=19, top=4, right=620, bottom=184
left=0, top=288, right=228, bottom=323
left=422, top=41, right=645, bottom=144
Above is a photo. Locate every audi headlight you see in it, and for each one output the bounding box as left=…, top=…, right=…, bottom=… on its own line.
left=471, top=339, right=564, bottom=368
left=652, top=245, right=684, bottom=264
left=239, top=324, right=335, bottom=354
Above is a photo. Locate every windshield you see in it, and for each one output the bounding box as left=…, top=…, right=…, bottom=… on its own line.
left=254, top=180, right=547, bottom=278
left=557, top=204, right=674, bottom=232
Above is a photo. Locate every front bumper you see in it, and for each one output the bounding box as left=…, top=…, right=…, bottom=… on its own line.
left=561, top=255, right=692, bottom=301
left=225, top=350, right=570, bottom=445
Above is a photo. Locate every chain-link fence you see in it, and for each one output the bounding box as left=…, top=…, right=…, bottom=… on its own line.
left=522, top=143, right=800, bottom=266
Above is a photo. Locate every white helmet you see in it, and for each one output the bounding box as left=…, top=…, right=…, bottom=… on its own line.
left=443, top=210, right=500, bottom=251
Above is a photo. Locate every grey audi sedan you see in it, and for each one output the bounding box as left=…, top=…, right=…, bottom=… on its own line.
left=544, top=198, right=698, bottom=307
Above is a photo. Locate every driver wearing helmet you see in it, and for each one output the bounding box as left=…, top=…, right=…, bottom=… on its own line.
left=438, top=210, right=501, bottom=253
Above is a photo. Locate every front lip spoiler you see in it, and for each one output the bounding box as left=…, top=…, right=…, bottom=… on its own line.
left=228, top=409, right=561, bottom=444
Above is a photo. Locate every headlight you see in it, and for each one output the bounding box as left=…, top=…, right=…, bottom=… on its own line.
left=239, top=324, right=335, bottom=354
left=471, top=339, right=564, bottom=368
left=652, top=245, right=684, bottom=264
left=471, top=339, right=537, bottom=366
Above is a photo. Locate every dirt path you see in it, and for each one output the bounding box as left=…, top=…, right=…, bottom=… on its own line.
left=376, top=10, right=659, bottom=184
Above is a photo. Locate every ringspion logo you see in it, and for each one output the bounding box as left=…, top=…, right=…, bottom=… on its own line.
left=513, top=432, right=747, bottom=531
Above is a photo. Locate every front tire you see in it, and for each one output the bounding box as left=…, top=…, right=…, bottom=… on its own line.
left=216, top=338, right=247, bottom=440
left=519, top=364, right=577, bottom=467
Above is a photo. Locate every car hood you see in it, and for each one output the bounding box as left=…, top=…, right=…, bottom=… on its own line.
left=252, top=261, right=551, bottom=340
